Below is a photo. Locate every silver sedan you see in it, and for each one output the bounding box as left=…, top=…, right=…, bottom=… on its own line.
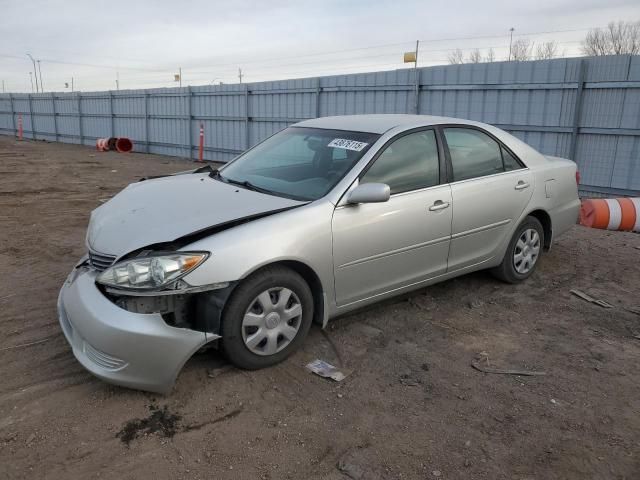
left=58, top=114, right=580, bottom=393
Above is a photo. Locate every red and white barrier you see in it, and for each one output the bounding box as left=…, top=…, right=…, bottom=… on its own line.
left=96, top=138, right=109, bottom=151
left=580, top=198, right=640, bottom=233
left=96, top=137, right=133, bottom=153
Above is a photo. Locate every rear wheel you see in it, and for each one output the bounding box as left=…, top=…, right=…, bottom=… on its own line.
left=221, top=266, right=313, bottom=370
left=491, top=216, right=544, bottom=284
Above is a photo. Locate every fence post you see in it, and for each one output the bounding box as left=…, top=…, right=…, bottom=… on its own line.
left=315, top=78, right=321, bottom=118
left=414, top=68, right=420, bottom=114
left=77, top=93, right=84, bottom=146
left=144, top=92, right=150, bottom=153
left=109, top=90, right=115, bottom=138
left=569, top=59, right=586, bottom=161
left=51, top=92, right=58, bottom=142
left=8, top=93, right=16, bottom=137
left=187, top=86, right=193, bottom=160
left=28, top=94, right=36, bottom=140
left=244, top=85, right=250, bottom=150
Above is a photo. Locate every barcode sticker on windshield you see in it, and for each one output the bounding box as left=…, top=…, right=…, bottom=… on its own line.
left=328, top=138, right=368, bottom=151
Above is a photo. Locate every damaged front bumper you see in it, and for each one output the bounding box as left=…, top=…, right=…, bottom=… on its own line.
left=58, top=265, right=219, bottom=394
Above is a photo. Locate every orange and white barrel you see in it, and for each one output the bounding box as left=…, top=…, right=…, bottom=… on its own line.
left=580, top=198, right=640, bottom=233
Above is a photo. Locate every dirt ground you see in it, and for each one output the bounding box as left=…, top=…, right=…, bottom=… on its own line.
left=0, top=136, right=639, bottom=480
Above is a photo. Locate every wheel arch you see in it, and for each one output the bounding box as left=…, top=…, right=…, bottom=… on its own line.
left=240, top=259, right=328, bottom=328
left=526, top=209, right=552, bottom=250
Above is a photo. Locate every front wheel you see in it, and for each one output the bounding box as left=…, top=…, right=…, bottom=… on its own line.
left=220, top=266, right=313, bottom=370
left=491, top=216, right=544, bottom=284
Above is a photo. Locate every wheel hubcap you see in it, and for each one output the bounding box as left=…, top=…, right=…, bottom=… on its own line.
left=513, top=228, right=540, bottom=274
left=241, top=287, right=302, bottom=356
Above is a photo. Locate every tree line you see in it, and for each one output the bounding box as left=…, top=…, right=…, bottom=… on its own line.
left=448, top=20, right=640, bottom=64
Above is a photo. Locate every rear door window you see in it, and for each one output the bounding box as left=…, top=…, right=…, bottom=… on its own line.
left=443, top=128, right=504, bottom=182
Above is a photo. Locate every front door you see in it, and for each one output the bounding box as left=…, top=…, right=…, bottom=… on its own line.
left=332, top=129, right=452, bottom=307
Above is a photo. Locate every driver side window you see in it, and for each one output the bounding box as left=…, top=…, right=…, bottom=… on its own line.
left=361, top=130, right=440, bottom=194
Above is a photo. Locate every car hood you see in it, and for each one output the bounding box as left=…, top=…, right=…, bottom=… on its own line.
left=87, top=173, right=305, bottom=258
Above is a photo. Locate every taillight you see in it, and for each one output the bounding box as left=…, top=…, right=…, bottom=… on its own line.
left=575, top=170, right=581, bottom=185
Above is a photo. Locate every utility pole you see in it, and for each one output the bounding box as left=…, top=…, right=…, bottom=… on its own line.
left=72, top=77, right=74, bottom=92
left=414, top=40, right=420, bottom=113
left=37, top=60, right=44, bottom=92
left=116, top=71, right=120, bottom=90
left=27, top=53, right=39, bottom=92
left=238, top=68, right=243, bottom=84
left=508, top=27, right=515, bottom=61
left=29, top=72, right=34, bottom=93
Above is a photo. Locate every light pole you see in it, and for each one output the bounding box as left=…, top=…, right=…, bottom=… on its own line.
left=29, top=72, right=34, bottom=93
left=37, top=60, right=44, bottom=92
left=27, top=53, right=39, bottom=92
left=508, top=27, right=515, bottom=61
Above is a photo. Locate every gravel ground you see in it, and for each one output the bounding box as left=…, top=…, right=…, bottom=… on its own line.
left=1, top=136, right=639, bottom=480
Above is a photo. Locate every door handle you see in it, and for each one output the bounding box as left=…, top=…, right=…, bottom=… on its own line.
left=514, top=181, right=530, bottom=190
left=429, top=200, right=450, bottom=211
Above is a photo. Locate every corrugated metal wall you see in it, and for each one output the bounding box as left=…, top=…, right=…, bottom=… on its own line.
left=1, top=55, right=639, bottom=196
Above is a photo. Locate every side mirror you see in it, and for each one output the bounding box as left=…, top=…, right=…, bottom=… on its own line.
left=347, top=183, right=391, bottom=204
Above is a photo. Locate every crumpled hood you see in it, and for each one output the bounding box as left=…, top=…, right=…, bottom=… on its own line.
left=87, top=173, right=305, bottom=258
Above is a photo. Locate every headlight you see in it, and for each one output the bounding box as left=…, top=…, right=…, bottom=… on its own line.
left=96, top=252, right=208, bottom=291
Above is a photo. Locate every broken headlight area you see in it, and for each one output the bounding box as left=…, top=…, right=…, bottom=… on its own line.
left=101, top=282, right=236, bottom=335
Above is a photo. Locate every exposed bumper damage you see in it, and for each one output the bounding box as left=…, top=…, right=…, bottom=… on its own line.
left=58, top=264, right=226, bottom=393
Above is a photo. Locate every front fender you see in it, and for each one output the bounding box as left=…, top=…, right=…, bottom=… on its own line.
left=180, top=200, right=336, bottom=316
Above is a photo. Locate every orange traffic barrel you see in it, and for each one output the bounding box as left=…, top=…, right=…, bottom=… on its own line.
left=580, top=198, right=640, bottom=232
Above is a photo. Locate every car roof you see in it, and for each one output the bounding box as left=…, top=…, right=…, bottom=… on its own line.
left=293, top=114, right=486, bottom=134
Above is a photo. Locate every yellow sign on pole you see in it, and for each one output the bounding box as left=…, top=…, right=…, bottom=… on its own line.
left=403, top=51, right=417, bottom=63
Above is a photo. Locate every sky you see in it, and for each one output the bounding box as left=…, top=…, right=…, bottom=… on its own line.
left=1, top=0, right=639, bottom=93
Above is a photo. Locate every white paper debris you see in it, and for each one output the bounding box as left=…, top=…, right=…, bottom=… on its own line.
left=306, top=359, right=347, bottom=381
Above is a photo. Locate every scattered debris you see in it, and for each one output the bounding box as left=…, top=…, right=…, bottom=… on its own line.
left=399, top=372, right=421, bottom=386
left=182, top=407, right=243, bottom=432
left=626, top=306, right=640, bottom=316
left=207, top=364, right=233, bottom=379
left=306, top=359, right=348, bottom=381
left=116, top=404, right=181, bottom=446
left=550, top=399, right=558, bottom=405
left=337, top=459, right=365, bottom=479
left=570, top=289, right=614, bottom=308
left=0, top=338, right=49, bottom=352
left=471, top=352, right=546, bottom=377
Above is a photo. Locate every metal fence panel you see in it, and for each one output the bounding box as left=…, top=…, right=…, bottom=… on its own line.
left=0, top=55, right=639, bottom=196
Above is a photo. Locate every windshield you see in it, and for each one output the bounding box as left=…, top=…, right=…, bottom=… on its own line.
left=219, top=127, right=380, bottom=201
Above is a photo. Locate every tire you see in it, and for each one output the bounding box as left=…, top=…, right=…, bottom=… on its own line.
left=491, top=216, right=544, bottom=284
left=220, top=266, right=314, bottom=370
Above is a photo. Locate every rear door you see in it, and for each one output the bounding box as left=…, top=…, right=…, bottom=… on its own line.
left=441, top=126, right=533, bottom=271
left=332, top=128, right=452, bottom=306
